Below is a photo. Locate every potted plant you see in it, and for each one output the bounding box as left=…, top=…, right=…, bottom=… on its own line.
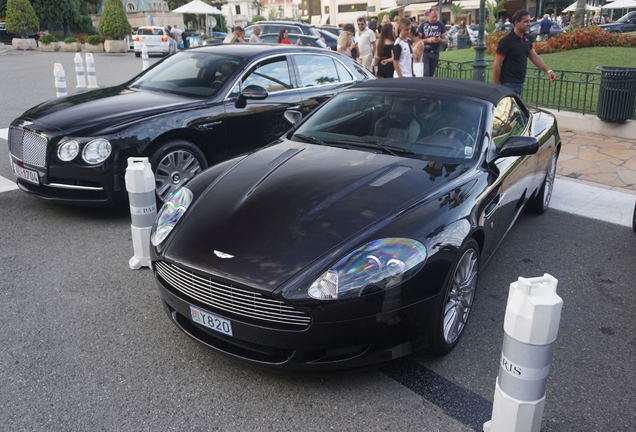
left=98, top=0, right=131, bottom=53
left=5, top=0, right=39, bottom=50
left=38, top=33, right=59, bottom=52
left=61, top=36, right=81, bottom=52
left=85, top=34, right=104, bottom=53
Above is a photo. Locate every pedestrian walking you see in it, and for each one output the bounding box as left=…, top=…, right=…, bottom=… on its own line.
left=417, top=8, right=446, bottom=77
left=538, top=14, right=551, bottom=42
left=492, top=9, right=557, bottom=96
left=393, top=18, right=414, bottom=78
left=249, top=25, right=262, bottom=43
left=354, top=16, right=377, bottom=72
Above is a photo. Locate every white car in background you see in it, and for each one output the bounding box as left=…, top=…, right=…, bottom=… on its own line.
left=133, top=26, right=177, bottom=57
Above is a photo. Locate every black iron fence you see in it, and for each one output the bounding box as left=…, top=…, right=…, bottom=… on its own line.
left=435, top=60, right=636, bottom=120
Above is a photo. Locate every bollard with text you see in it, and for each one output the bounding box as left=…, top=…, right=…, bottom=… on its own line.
left=141, top=44, right=149, bottom=71
left=53, top=63, right=67, bottom=98
left=85, top=53, right=98, bottom=89
left=484, top=274, right=563, bottom=432
left=74, top=52, right=86, bottom=89
left=125, top=157, right=157, bottom=270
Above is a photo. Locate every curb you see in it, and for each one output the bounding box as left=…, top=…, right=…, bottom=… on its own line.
left=547, top=108, right=636, bottom=140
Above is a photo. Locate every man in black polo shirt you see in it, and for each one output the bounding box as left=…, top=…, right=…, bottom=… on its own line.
left=492, top=9, right=556, bottom=96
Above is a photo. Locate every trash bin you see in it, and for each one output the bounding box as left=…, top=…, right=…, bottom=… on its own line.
left=457, top=34, right=468, bottom=50
left=596, top=66, right=636, bottom=123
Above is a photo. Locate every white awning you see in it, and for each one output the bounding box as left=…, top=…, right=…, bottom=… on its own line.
left=450, top=0, right=483, bottom=10
left=405, top=2, right=436, bottom=12
left=601, top=0, right=636, bottom=9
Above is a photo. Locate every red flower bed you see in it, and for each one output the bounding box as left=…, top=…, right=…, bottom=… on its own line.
left=485, top=27, right=636, bottom=55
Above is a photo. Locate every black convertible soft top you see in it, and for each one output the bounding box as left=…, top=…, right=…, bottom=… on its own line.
left=351, top=78, right=515, bottom=106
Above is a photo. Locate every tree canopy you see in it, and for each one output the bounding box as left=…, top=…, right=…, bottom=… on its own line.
left=31, top=0, right=80, bottom=36
left=5, top=0, right=40, bottom=37
left=98, top=0, right=130, bottom=40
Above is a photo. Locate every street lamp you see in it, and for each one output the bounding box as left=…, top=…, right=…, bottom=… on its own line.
left=472, top=0, right=487, bottom=81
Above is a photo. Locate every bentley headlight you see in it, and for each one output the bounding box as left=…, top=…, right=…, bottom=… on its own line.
left=57, top=140, right=80, bottom=162
left=150, top=187, right=193, bottom=247
left=82, top=138, right=112, bottom=164
left=308, top=238, right=427, bottom=300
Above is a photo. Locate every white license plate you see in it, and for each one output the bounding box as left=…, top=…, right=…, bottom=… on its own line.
left=12, top=162, right=39, bottom=185
left=190, top=305, right=233, bottom=337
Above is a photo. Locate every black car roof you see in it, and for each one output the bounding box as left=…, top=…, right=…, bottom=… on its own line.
left=349, top=77, right=515, bottom=105
left=192, top=43, right=331, bottom=57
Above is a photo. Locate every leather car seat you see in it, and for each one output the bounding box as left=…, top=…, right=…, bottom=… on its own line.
left=374, top=99, right=424, bottom=143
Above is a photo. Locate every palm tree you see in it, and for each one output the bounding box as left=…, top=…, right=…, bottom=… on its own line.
left=251, top=0, right=263, bottom=16
left=575, top=0, right=587, bottom=28
left=450, top=3, right=465, bottom=24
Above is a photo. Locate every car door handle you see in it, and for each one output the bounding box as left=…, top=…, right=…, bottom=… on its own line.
left=484, top=193, right=505, bottom=219
left=197, top=121, right=222, bottom=130
left=288, top=105, right=301, bottom=110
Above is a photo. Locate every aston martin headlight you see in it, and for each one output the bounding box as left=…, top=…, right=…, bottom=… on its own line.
left=82, top=138, right=112, bottom=164
left=57, top=140, right=80, bottom=161
left=150, top=187, right=193, bottom=247
left=308, top=238, right=427, bottom=300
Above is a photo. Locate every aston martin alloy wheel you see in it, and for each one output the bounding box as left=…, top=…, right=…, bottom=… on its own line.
left=429, top=239, right=480, bottom=354
left=150, top=140, right=207, bottom=203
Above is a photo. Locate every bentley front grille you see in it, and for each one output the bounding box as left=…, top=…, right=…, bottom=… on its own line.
left=155, top=261, right=311, bottom=328
left=9, top=127, right=48, bottom=167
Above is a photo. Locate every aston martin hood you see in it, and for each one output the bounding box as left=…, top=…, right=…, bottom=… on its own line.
left=163, top=141, right=463, bottom=292
left=19, top=86, right=201, bottom=135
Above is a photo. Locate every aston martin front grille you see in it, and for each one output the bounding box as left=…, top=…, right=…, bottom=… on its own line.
left=155, top=261, right=311, bottom=327
left=9, top=128, right=48, bottom=167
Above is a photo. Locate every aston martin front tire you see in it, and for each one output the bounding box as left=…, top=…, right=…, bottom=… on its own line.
left=428, top=238, right=480, bottom=355
left=526, top=149, right=558, bottom=215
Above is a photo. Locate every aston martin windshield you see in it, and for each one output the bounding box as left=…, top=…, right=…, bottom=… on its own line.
left=128, top=51, right=244, bottom=98
left=293, top=92, right=485, bottom=160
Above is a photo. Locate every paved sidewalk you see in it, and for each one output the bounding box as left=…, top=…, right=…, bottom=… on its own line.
left=558, top=129, right=636, bottom=191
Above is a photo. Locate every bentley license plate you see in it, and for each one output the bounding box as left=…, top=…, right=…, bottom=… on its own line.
left=190, top=305, right=233, bottom=337
left=12, top=162, right=39, bottom=185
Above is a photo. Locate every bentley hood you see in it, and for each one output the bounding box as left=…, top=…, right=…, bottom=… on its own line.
left=19, top=86, right=202, bottom=135
left=163, top=141, right=464, bottom=292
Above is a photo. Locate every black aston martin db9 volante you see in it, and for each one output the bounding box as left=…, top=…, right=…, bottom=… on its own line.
left=150, top=78, right=561, bottom=370
left=7, top=44, right=372, bottom=206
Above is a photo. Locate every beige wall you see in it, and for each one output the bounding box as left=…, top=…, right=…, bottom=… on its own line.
left=91, top=11, right=185, bottom=32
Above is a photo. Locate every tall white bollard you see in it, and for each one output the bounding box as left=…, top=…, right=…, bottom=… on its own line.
left=125, top=157, right=157, bottom=270
left=74, top=52, right=87, bottom=88
left=85, top=53, right=98, bottom=89
left=141, top=44, right=149, bottom=71
left=484, top=274, right=563, bottom=432
left=53, top=63, right=67, bottom=98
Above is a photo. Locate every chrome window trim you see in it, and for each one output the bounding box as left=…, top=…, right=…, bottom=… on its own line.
left=222, top=52, right=357, bottom=101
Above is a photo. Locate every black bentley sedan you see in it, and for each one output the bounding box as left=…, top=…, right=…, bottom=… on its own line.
left=8, top=44, right=373, bottom=206
left=150, top=78, right=561, bottom=370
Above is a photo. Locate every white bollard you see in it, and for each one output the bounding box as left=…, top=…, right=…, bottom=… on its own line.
left=141, top=44, right=149, bottom=71
left=53, top=63, right=67, bottom=98
left=74, top=52, right=86, bottom=88
left=85, top=53, right=98, bottom=89
left=53, top=63, right=68, bottom=97
left=483, top=274, right=563, bottom=432
left=125, top=157, right=157, bottom=270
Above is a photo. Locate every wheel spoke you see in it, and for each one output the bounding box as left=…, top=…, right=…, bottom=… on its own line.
left=442, top=247, right=478, bottom=345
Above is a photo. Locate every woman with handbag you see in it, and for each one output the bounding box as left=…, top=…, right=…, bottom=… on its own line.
left=375, top=25, right=395, bottom=78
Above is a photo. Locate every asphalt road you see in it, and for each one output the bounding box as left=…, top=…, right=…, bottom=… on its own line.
left=1, top=49, right=636, bottom=431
